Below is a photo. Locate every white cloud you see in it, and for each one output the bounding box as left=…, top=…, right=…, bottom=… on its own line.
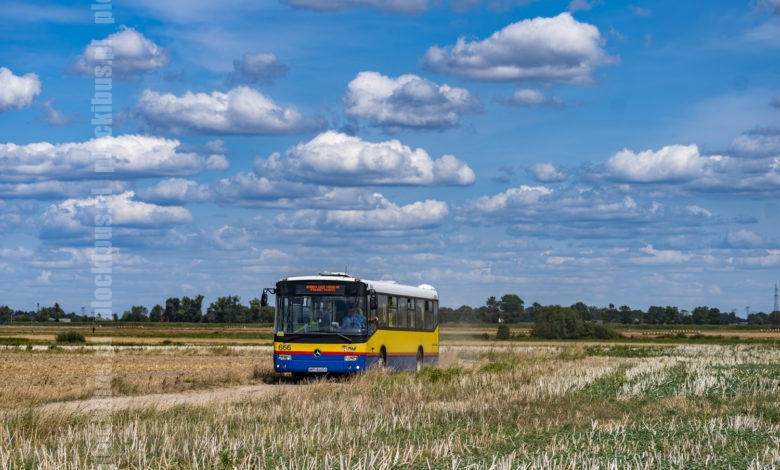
left=730, top=132, right=780, bottom=157
left=39, top=99, right=72, bottom=126
left=421, top=13, right=617, bottom=85
left=496, top=89, right=563, bottom=107
left=136, top=178, right=212, bottom=204
left=0, top=135, right=222, bottom=187
left=726, top=229, right=763, bottom=248
left=41, top=191, right=193, bottom=234
left=527, top=162, right=566, bottom=182
left=212, top=171, right=320, bottom=205
left=70, top=26, right=170, bottom=78
left=227, top=53, right=289, bottom=85
left=36, top=270, right=52, bottom=284
left=633, top=244, right=691, bottom=265
left=604, top=144, right=726, bottom=182
left=136, top=86, right=322, bottom=135
left=470, top=185, right=553, bottom=212
left=278, top=195, right=449, bottom=231
left=686, top=205, right=712, bottom=217
left=259, top=131, right=475, bottom=186
left=343, top=71, right=480, bottom=131
left=0, top=67, right=41, bottom=113
left=284, top=0, right=431, bottom=13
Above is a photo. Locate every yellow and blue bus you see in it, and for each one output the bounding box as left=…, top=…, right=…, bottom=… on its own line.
left=261, top=272, right=439, bottom=377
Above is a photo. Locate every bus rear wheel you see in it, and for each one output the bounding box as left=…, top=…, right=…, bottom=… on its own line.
left=416, top=348, right=423, bottom=372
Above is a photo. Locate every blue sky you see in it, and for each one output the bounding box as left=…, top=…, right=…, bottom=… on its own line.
left=1, top=0, right=779, bottom=316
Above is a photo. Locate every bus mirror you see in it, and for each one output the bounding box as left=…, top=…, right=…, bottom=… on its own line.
left=261, top=292, right=268, bottom=307
left=369, top=290, right=377, bottom=310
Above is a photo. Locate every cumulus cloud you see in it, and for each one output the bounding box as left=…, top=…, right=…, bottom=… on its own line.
left=136, top=178, right=212, bottom=204
left=284, top=0, right=431, bottom=13
left=421, top=12, right=617, bottom=85
left=227, top=53, right=289, bottom=85
left=39, top=99, right=72, bottom=126
left=41, top=191, right=192, bottom=237
left=726, top=229, right=763, bottom=248
left=343, top=71, right=480, bottom=131
left=469, top=185, right=553, bottom=213
left=136, top=86, right=323, bottom=135
left=0, top=67, right=41, bottom=113
left=603, top=144, right=726, bottom=183
left=69, top=26, right=170, bottom=78
left=0, top=135, right=224, bottom=186
left=496, top=89, right=564, bottom=107
left=633, top=244, right=691, bottom=265
left=258, top=131, right=476, bottom=186
left=212, top=171, right=321, bottom=206
left=527, top=162, right=566, bottom=182
left=730, top=131, right=780, bottom=157
left=277, top=194, right=449, bottom=232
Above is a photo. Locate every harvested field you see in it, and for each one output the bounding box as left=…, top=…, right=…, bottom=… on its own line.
left=1, top=342, right=779, bottom=468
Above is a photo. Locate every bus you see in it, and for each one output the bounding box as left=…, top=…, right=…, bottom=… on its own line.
left=261, top=272, right=439, bottom=377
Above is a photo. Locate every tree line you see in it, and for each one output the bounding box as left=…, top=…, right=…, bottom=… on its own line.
left=0, top=295, right=274, bottom=324
left=2, top=292, right=778, bottom=326
left=439, top=294, right=780, bottom=326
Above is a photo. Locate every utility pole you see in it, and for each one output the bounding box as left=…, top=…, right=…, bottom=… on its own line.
left=774, top=283, right=778, bottom=313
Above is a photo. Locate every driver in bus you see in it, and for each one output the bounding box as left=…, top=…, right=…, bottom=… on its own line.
left=341, top=307, right=365, bottom=329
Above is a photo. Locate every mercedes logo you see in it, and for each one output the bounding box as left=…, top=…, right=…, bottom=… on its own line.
left=313, top=348, right=322, bottom=357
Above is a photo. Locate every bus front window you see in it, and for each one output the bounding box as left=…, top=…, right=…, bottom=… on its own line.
left=276, top=293, right=366, bottom=335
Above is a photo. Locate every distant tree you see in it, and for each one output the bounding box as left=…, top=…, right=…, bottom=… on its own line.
left=482, top=296, right=501, bottom=323
left=181, top=295, right=204, bottom=322
left=0, top=305, right=12, bottom=324
left=619, top=305, right=635, bottom=324
left=121, top=305, right=149, bottom=322
left=532, top=305, right=585, bottom=339
left=248, top=298, right=274, bottom=323
left=149, top=304, right=163, bottom=322
left=439, top=306, right=456, bottom=323
left=164, top=297, right=181, bottom=322
left=570, top=302, right=591, bottom=321
left=206, top=296, right=243, bottom=323
left=454, top=305, right=476, bottom=323
left=499, top=294, right=525, bottom=323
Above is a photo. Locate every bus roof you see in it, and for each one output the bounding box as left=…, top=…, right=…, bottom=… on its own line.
left=278, top=273, right=438, bottom=300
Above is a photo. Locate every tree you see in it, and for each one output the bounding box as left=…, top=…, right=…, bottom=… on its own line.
left=482, top=296, right=501, bottom=323
left=532, top=305, right=585, bottom=339
left=149, top=304, right=163, bottom=322
left=121, top=305, right=149, bottom=322
left=570, top=302, right=591, bottom=321
left=0, top=305, right=13, bottom=324
left=499, top=294, right=524, bottom=323
left=206, top=296, right=244, bottom=323
left=248, top=298, right=273, bottom=323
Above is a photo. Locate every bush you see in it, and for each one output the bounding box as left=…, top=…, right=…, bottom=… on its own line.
left=496, top=324, right=511, bottom=340
left=55, top=330, right=86, bottom=343
left=532, top=305, right=585, bottom=339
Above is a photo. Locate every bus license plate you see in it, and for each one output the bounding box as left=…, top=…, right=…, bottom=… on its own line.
left=308, top=367, right=327, bottom=373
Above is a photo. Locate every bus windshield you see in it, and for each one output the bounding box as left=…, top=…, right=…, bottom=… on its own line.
left=275, top=281, right=367, bottom=336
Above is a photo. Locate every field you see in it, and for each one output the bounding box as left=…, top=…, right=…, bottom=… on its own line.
left=0, top=325, right=779, bottom=468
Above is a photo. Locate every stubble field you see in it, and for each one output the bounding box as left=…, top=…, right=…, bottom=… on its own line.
left=0, top=326, right=779, bottom=469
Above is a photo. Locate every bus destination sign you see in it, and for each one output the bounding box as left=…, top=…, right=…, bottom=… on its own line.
left=298, top=284, right=345, bottom=295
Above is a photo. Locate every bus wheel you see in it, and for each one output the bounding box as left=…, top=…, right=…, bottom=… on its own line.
left=416, top=348, right=423, bottom=373
left=377, top=347, right=387, bottom=370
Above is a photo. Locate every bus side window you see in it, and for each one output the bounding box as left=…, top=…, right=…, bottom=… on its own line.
left=377, top=295, right=388, bottom=326
left=424, top=300, right=433, bottom=330
left=407, top=299, right=415, bottom=328
left=398, top=298, right=407, bottom=328
left=415, top=299, right=423, bottom=329
left=387, top=296, right=396, bottom=327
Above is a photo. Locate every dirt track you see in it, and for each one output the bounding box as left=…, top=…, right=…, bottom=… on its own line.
left=38, top=383, right=295, bottom=416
